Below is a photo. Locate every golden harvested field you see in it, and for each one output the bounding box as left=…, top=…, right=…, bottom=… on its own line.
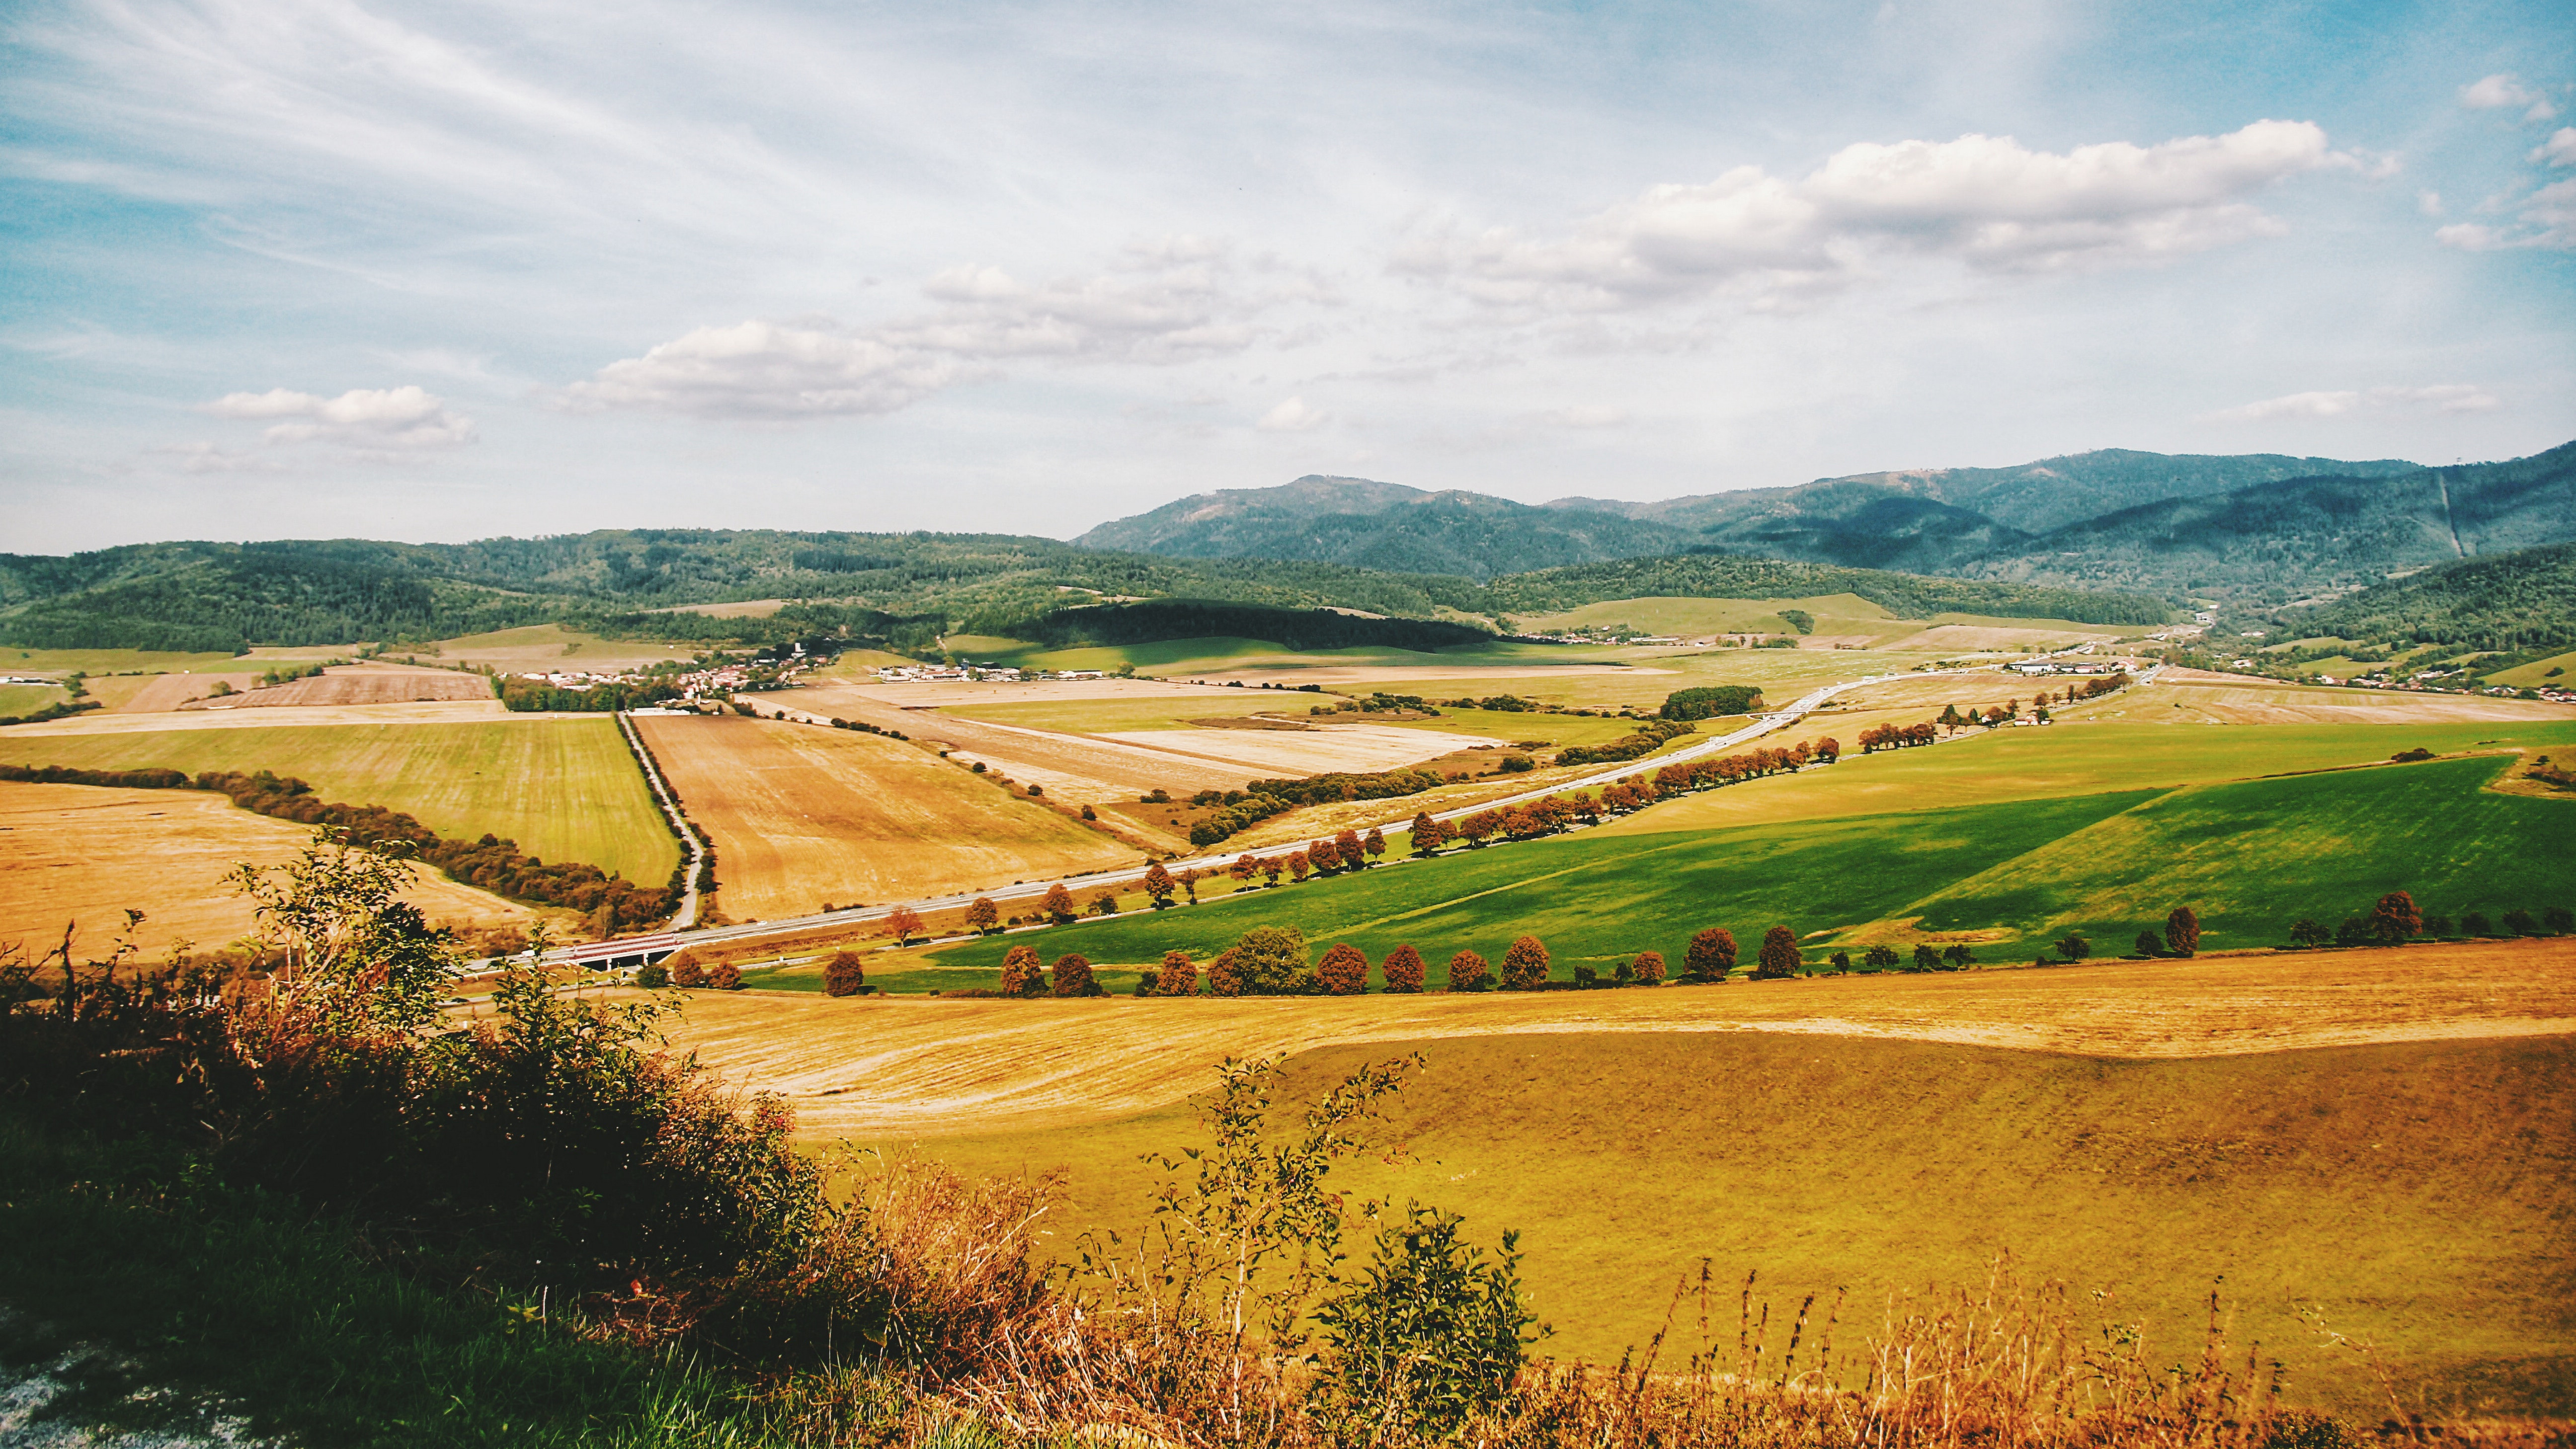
left=2088, top=681, right=2576, bottom=725
left=631, top=714, right=1138, bottom=920
left=657, top=938, right=2576, bottom=1140
left=1091, top=722, right=1489, bottom=775
left=5, top=700, right=521, bottom=736
left=0, top=782, right=548, bottom=959
left=416, top=625, right=696, bottom=671
left=781, top=686, right=1252, bottom=801
left=100, top=672, right=263, bottom=712
left=1195, top=662, right=1672, bottom=687
left=826, top=679, right=1247, bottom=708
left=176, top=664, right=492, bottom=710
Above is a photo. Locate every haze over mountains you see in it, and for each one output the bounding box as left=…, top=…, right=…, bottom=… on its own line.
left=1078, top=442, right=2576, bottom=604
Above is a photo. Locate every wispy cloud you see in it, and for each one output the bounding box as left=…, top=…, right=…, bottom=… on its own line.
left=2209, top=384, right=2500, bottom=423
left=1255, top=396, right=1331, bottom=432
left=203, top=385, right=478, bottom=451
left=2460, top=73, right=2559, bottom=123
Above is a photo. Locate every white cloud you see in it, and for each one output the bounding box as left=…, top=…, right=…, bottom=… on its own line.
left=2418, top=190, right=2445, bottom=216
left=1256, top=396, right=1331, bottom=432
left=202, top=385, right=477, bottom=450
left=566, top=243, right=1281, bottom=419
left=2210, top=383, right=2500, bottom=422
left=1537, top=405, right=1629, bottom=428
left=2460, top=74, right=2558, bottom=122
left=2437, top=177, right=2576, bottom=251
left=2534, top=128, right=2576, bottom=167
left=1401, top=120, right=2357, bottom=313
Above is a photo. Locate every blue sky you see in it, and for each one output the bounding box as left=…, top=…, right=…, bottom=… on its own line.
left=3, top=0, right=2570, bottom=552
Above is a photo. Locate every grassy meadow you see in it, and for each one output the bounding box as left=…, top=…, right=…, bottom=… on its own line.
left=917, top=751, right=2575, bottom=983
left=912, top=1030, right=2576, bottom=1416
left=0, top=719, right=678, bottom=882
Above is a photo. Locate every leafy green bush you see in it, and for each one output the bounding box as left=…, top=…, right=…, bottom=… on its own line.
left=1311, top=1205, right=1542, bottom=1443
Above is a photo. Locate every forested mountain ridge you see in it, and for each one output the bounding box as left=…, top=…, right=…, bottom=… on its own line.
left=1074, top=475, right=1705, bottom=579
left=2278, top=540, right=2576, bottom=656
left=0, top=527, right=2169, bottom=654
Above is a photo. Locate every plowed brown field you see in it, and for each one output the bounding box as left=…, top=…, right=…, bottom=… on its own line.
left=0, top=781, right=547, bottom=959
left=630, top=714, right=1139, bottom=921
left=656, top=937, right=2576, bottom=1139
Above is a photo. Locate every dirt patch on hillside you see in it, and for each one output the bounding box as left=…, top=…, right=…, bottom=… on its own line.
left=0, top=782, right=548, bottom=959
left=658, top=937, right=2576, bottom=1139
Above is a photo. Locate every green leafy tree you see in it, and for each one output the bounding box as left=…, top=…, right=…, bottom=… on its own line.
left=1313, top=1206, right=1543, bottom=1444
left=2504, top=908, right=2540, bottom=936
left=1229, top=926, right=1315, bottom=995
left=1499, top=935, right=1551, bottom=991
left=1629, top=949, right=1666, bottom=986
left=2335, top=916, right=2371, bottom=946
left=2461, top=911, right=2494, bottom=937
left=2164, top=905, right=2201, bottom=957
left=1941, top=943, right=1974, bottom=970
left=2287, top=919, right=2326, bottom=947
left=1052, top=952, right=1099, bottom=997
left=1683, top=927, right=1737, bottom=981
left=634, top=960, right=670, bottom=988
left=1862, top=943, right=1900, bottom=970
left=2054, top=936, right=2091, bottom=962
left=1447, top=949, right=1493, bottom=993
left=1157, top=949, right=1199, bottom=996
left=1318, top=943, right=1371, bottom=996
left=1911, top=944, right=1943, bottom=972
left=1828, top=950, right=1851, bottom=973
left=1753, top=925, right=1801, bottom=979
left=225, top=833, right=460, bottom=1034
left=1381, top=943, right=1426, bottom=994
left=2136, top=930, right=2166, bottom=956
left=2546, top=907, right=2574, bottom=934
left=1000, top=943, right=1046, bottom=997
left=822, top=950, right=866, bottom=997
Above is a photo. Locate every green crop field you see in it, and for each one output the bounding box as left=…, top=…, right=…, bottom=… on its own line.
left=1607, top=717, right=2576, bottom=835
left=0, top=684, right=69, bottom=717
left=924, top=753, right=2575, bottom=980
left=1514, top=592, right=1904, bottom=638
left=0, top=648, right=245, bottom=675
left=0, top=720, right=677, bottom=883
left=2489, top=648, right=2576, bottom=687
left=916, top=1030, right=2576, bottom=1416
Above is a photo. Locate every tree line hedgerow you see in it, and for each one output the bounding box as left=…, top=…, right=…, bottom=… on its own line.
left=0, top=763, right=675, bottom=926
left=2282, top=889, right=2572, bottom=949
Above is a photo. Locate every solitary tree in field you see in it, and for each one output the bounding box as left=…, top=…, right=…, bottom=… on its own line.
left=1447, top=949, right=1493, bottom=992
left=1828, top=950, right=1851, bottom=973
left=1144, top=861, right=1176, bottom=909
left=1000, top=944, right=1046, bottom=997
left=1500, top=935, right=1551, bottom=991
left=965, top=897, right=1000, bottom=934
left=708, top=961, right=745, bottom=991
left=1041, top=882, right=1077, bottom=925
left=1683, top=927, right=1737, bottom=982
left=1156, top=949, right=1198, bottom=996
left=2135, top=930, right=2165, bottom=956
left=823, top=950, right=867, bottom=997
left=1754, top=926, right=1801, bottom=979
left=2164, top=905, right=2201, bottom=957
left=1381, top=943, right=1426, bottom=993
left=1051, top=953, right=1098, bottom=997
left=1629, top=949, right=1666, bottom=986
left=2054, top=935, right=2091, bottom=962
left=2369, top=891, right=2422, bottom=945
left=1318, top=943, right=1371, bottom=995
left=886, top=905, right=924, bottom=943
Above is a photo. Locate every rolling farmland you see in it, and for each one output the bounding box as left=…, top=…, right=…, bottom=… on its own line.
left=0, top=718, right=677, bottom=883
left=630, top=713, right=1137, bottom=921
left=0, top=781, right=551, bottom=958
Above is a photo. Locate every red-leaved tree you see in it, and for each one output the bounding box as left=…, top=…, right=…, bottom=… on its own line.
left=2164, top=905, right=2201, bottom=958
left=1754, top=925, right=1801, bottom=979
left=1317, top=943, right=1371, bottom=995
left=823, top=950, right=866, bottom=997
left=999, top=943, right=1045, bottom=997
left=1051, top=953, right=1097, bottom=997
left=2370, top=891, right=2422, bottom=945
left=1156, top=949, right=1198, bottom=996
left=1041, top=882, right=1076, bottom=925
left=1382, top=943, right=1426, bottom=994
left=1500, top=935, right=1551, bottom=991
left=1628, top=949, right=1666, bottom=986
left=885, top=905, right=924, bottom=943
left=1447, top=949, right=1493, bottom=992
left=964, top=897, right=999, bottom=934
left=1204, top=947, right=1246, bottom=997
left=1684, top=927, right=1737, bottom=981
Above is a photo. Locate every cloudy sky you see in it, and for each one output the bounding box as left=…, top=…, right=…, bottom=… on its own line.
left=4, top=0, right=2570, bottom=553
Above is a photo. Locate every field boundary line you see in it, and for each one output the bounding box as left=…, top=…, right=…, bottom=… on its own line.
left=617, top=710, right=705, bottom=931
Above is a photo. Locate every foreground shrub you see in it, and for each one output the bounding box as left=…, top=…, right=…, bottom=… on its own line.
left=1311, top=1205, right=1541, bottom=1443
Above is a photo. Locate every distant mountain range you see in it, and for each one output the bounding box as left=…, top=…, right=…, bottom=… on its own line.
left=1078, top=443, right=2576, bottom=604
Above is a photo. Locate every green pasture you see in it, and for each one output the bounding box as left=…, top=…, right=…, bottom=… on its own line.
left=918, top=1031, right=2576, bottom=1416
left=0, top=683, right=70, bottom=716
left=0, top=648, right=244, bottom=676
left=1606, top=717, right=2576, bottom=835
left=2488, top=648, right=2576, bottom=687
left=925, top=753, right=2573, bottom=980
left=0, top=720, right=677, bottom=883
left=1513, top=594, right=1886, bottom=636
